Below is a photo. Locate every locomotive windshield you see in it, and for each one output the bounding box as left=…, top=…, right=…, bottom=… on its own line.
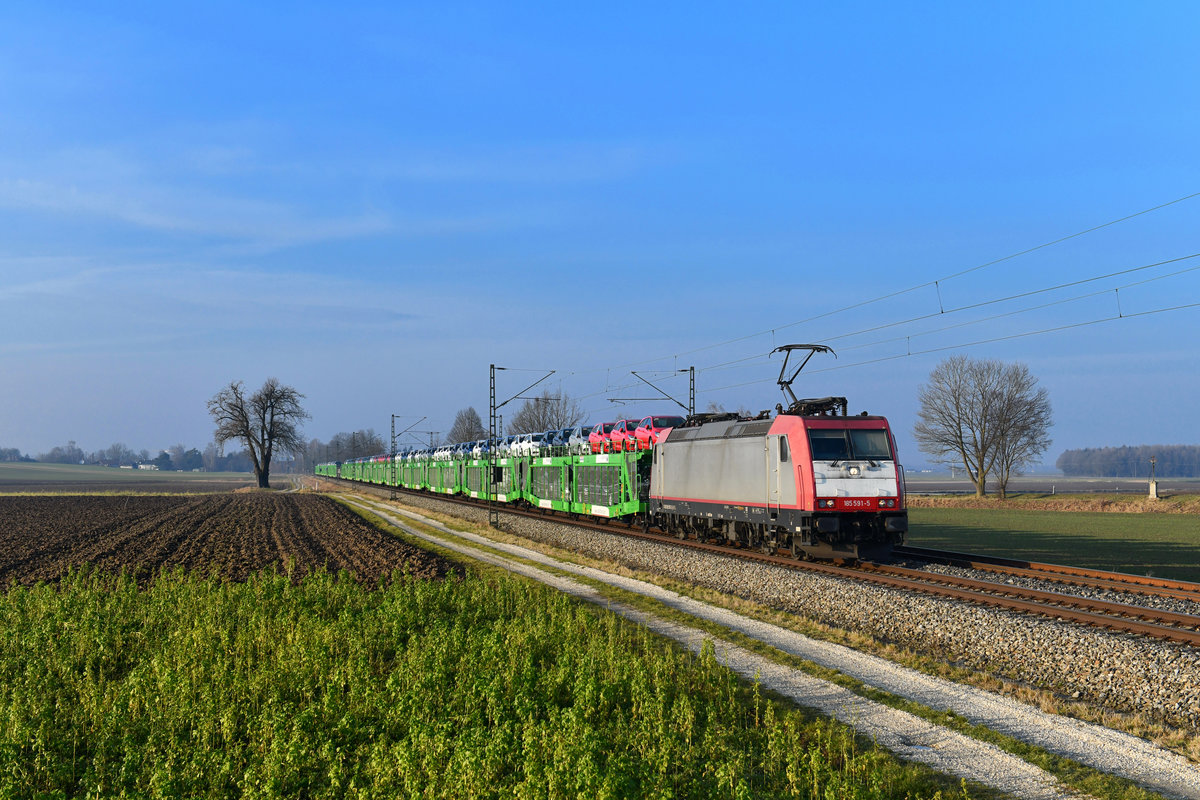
left=808, top=428, right=893, bottom=461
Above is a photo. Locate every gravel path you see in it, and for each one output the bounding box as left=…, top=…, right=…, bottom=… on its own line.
left=346, top=495, right=1200, bottom=799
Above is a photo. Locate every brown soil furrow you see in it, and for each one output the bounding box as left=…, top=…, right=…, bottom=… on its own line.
left=302, top=496, right=448, bottom=581
left=0, top=496, right=193, bottom=586
left=0, top=493, right=454, bottom=587
left=296, top=497, right=372, bottom=577
left=44, top=498, right=218, bottom=579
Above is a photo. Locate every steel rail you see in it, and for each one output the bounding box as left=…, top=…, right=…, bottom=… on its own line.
left=893, top=545, right=1200, bottom=603
left=855, top=562, right=1200, bottom=630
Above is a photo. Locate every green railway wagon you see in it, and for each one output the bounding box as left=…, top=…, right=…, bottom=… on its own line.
left=427, top=460, right=461, bottom=495
left=527, top=455, right=572, bottom=512
left=492, top=457, right=521, bottom=502
left=572, top=450, right=649, bottom=518
left=463, top=458, right=488, bottom=499
left=463, top=458, right=517, bottom=501
left=382, top=457, right=395, bottom=484
left=400, top=459, right=427, bottom=490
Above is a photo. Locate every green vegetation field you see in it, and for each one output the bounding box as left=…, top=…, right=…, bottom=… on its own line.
left=0, top=568, right=968, bottom=799
left=908, top=506, right=1200, bottom=582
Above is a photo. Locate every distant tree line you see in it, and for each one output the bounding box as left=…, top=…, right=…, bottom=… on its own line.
left=0, top=440, right=258, bottom=473
left=6, top=427, right=389, bottom=476
left=298, top=429, right=387, bottom=469
left=1056, top=445, right=1200, bottom=478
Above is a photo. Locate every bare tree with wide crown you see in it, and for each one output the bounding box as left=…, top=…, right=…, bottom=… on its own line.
left=208, top=378, right=310, bottom=489
left=913, top=355, right=1052, bottom=498
left=506, top=390, right=584, bottom=435
left=446, top=407, right=487, bottom=444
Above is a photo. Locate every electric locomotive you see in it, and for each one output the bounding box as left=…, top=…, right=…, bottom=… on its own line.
left=649, top=398, right=906, bottom=559
left=649, top=345, right=906, bottom=559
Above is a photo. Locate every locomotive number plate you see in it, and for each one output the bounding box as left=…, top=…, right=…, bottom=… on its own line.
left=841, top=498, right=873, bottom=509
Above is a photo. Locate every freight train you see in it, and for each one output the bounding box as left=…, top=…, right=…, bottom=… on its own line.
left=316, top=345, right=908, bottom=560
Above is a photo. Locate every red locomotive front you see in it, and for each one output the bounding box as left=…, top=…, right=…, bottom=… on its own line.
left=648, top=344, right=907, bottom=560
left=648, top=409, right=906, bottom=560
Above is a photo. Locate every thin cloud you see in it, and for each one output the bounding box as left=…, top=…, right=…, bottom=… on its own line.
left=0, top=263, right=452, bottom=359
left=0, top=176, right=393, bottom=244
left=369, top=141, right=667, bottom=184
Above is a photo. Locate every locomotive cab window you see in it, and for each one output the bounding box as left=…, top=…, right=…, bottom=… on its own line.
left=808, top=430, right=850, bottom=461
left=778, top=436, right=789, bottom=462
left=808, top=428, right=893, bottom=461
left=849, top=429, right=892, bottom=460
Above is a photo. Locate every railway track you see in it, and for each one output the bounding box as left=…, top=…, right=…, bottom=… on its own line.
left=893, top=544, right=1200, bottom=603
left=328, top=479, right=1200, bottom=647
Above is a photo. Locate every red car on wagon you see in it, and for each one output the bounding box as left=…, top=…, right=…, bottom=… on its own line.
left=589, top=422, right=618, bottom=453
left=634, top=415, right=686, bottom=450
left=608, top=419, right=643, bottom=452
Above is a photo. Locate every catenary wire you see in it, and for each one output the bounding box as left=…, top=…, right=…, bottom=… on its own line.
left=696, top=300, right=1200, bottom=395
left=598, top=190, right=1200, bottom=371
left=573, top=252, right=1200, bottom=397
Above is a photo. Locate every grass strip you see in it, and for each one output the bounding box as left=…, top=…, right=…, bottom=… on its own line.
left=908, top=506, right=1200, bottom=582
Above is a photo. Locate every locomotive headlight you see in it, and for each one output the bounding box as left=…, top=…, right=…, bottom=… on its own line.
left=847, top=465, right=860, bottom=476
left=879, top=498, right=895, bottom=508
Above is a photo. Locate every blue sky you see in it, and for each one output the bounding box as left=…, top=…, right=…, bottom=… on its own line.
left=2, top=1, right=1198, bottom=468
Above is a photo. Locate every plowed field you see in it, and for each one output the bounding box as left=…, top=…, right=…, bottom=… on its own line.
left=0, top=493, right=452, bottom=587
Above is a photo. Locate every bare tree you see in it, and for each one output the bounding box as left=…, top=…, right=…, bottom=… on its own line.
left=202, top=442, right=221, bottom=472
left=207, top=378, right=310, bottom=488
left=446, top=407, right=487, bottom=444
left=991, top=364, right=1053, bottom=498
left=507, top=390, right=584, bottom=434
left=913, top=355, right=1052, bottom=498
left=705, top=401, right=754, bottom=417
left=324, top=429, right=385, bottom=461
left=38, top=440, right=85, bottom=464
left=99, top=442, right=136, bottom=466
